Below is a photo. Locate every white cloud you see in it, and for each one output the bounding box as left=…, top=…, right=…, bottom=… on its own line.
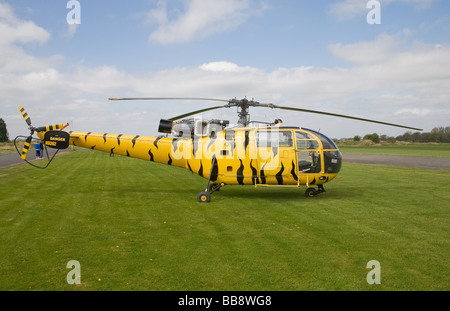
left=200, top=61, right=257, bottom=73
left=0, top=3, right=50, bottom=45
left=0, top=2, right=59, bottom=73
left=328, top=30, right=411, bottom=64
left=147, top=0, right=257, bottom=44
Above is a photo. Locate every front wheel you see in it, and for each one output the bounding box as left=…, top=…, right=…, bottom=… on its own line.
left=305, top=187, right=318, bottom=198
left=197, top=191, right=211, bottom=203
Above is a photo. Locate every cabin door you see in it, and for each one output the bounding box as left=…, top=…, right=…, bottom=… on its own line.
left=256, top=129, right=297, bottom=185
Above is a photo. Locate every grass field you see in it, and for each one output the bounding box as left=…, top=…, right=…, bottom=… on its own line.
left=0, top=149, right=449, bottom=291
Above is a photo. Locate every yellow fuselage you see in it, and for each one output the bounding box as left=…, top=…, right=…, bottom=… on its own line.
left=38, top=126, right=341, bottom=188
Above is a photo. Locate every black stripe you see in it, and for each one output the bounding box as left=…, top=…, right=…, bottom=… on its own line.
left=148, top=149, right=154, bottom=162
left=132, top=135, right=140, bottom=148
left=276, top=162, right=284, bottom=185
left=84, top=132, right=91, bottom=142
left=198, top=162, right=203, bottom=177
left=291, top=160, right=298, bottom=181
left=236, top=159, right=244, bottom=185
left=153, top=136, right=162, bottom=149
left=260, top=163, right=267, bottom=184
left=210, top=157, right=218, bottom=182
left=250, top=160, right=259, bottom=185
left=244, top=130, right=250, bottom=152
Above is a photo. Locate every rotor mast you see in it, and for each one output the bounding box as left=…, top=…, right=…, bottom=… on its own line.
left=226, top=97, right=274, bottom=127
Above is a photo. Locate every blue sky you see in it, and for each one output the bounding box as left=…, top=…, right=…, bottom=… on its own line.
left=2, top=0, right=450, bottom=139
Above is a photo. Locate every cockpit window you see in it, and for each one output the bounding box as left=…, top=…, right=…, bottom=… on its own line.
left=296, top=139, right=319, bottom=150
left=303, top=128, right=338, bottom=149
left=295, top=131, right=315, bottom=140
left=295, top=130, right=319, bottom=150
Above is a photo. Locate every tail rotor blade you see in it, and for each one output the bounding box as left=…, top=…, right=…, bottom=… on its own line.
left=20, top=136, right=32, bottom=160
left=18, top=105, right=32, bottom=127
left=36, top=124, right=66, bottom=132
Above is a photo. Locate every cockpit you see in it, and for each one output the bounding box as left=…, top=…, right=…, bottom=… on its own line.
left=298, top=128, right=342, bottom=174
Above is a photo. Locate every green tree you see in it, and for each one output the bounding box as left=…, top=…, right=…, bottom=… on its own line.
left=0, top=118, right=9, bottom=142
left=363, top=133, right=380, bottom=143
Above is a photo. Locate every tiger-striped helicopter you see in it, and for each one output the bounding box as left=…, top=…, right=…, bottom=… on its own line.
left=15, top=98, right=422, bottom=202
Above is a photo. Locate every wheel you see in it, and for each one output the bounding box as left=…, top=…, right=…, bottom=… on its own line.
left=197, top=191, right=211, bottom=203
left=305, top=187, right=318, bottom=198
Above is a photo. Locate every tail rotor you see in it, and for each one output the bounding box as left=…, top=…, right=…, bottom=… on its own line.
left=15, top=106, right=70, bottom=168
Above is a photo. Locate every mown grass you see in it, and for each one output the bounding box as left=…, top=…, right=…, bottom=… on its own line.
left=0, top=149, right=449, bottom=291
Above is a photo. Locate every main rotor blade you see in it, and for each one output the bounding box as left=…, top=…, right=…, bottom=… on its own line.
left=109, top=97, right=230, bottom=103
left=168, top=106, right=226, bottom=121
left=271, top=105, right=423, bottom=131
left=18, top=106, right=31, bottom=126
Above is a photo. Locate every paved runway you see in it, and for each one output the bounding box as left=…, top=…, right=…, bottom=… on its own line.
left=0, top=149, right=65, bottom=170
left=342, top=153, right=450, bottom=170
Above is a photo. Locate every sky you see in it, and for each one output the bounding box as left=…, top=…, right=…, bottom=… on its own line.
left=1, top=0, right=450, bottom=140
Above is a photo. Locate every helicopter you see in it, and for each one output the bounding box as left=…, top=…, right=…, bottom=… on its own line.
left=15, top=98, right=422, bottom=202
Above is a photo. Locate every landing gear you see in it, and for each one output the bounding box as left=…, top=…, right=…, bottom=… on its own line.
left=197, top=156, right=222, bottom=203
left=305, top=185, right=326, bottom=198
left=197, top=183, right=223, bottom=203
left=305, top=187, right=317, bottom=197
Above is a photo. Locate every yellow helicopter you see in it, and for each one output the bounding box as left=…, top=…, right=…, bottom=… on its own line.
left=15, top=98, right=422, bottom=202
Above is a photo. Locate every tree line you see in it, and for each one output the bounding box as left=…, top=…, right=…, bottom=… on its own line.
left=352, top=126, right=450, bottom=143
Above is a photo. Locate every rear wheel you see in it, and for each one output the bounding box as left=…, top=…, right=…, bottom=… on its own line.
left=197, top=191, right=211, bottom=203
